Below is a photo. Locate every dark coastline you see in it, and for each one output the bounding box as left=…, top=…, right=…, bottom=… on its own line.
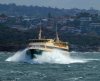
left=0, top=45, right=26, bottom=52
left=0, top=4, right=100, bottom=52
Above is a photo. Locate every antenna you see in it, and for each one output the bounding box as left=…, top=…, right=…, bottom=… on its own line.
left=56, top=23, right=60, bottom=42
left=38, top=21, right=42, bottom=39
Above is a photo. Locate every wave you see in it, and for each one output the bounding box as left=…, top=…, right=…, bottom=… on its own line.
left=6, top=48, right=96, bottom=64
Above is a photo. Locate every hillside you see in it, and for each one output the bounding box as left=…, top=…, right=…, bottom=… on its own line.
left=0, top=24, right=100, bottom=51
left=0, top=3, right=99, bottom=17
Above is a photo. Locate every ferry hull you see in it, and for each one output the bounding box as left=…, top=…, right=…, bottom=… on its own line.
left=26, top=49, right=43, bottom=59
left=26, top=48, right=69, bottom=59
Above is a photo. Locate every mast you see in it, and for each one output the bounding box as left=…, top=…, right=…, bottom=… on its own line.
left=56, top=23, right=60, bottom=42
left=38, top=21, right=42, bottom=39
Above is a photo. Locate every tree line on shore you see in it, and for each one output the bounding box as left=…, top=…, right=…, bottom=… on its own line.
left=0, top=23, right=100, bottom=51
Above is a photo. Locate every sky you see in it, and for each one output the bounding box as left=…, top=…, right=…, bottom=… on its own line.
left=0, top=0, right=100, bottom=9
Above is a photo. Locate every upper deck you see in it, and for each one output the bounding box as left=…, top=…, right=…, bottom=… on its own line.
left=29, top=39, right=54, bottom=43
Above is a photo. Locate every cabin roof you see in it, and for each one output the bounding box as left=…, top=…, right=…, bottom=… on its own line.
left=29, top=39, right=54, bottom=41
left=29, top=39, right=54, bottom=42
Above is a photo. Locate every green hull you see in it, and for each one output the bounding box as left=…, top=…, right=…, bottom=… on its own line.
left=26, top=49, right=43, bottom=59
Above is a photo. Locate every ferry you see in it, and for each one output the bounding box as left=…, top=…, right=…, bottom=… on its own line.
left=27, top=25, right=69, bottom=59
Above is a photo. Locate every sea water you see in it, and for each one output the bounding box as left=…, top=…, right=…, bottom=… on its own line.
left=6, top=49, right=91, bottom=64
left=0, top=50, right=100, bottom=81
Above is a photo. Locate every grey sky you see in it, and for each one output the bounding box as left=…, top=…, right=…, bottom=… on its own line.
left=0, top=0, right=100, bottom=9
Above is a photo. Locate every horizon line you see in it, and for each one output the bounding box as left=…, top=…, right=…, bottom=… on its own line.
left=0, top=3, right=99, bottom=11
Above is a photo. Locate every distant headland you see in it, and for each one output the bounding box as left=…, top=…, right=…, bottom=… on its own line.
left=0, top=4, right=100, bottom=52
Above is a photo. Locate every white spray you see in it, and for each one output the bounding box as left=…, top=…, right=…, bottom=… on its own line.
left=6, top=48, right=30, bottom=62
left=6, top=48, right=89, bottom=64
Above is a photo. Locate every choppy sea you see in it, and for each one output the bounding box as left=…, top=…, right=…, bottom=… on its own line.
left=0, top=49, right=100, bottom=81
